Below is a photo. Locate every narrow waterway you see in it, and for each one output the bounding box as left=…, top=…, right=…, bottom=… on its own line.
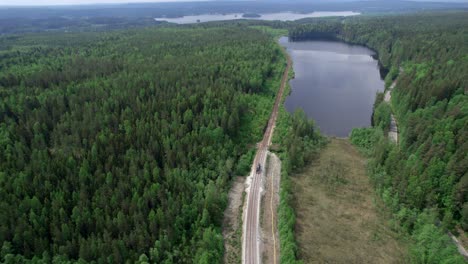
left=279, top=37, right=384, bottom=137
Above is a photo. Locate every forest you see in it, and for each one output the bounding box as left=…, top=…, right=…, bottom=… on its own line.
left=289, top=12, right=468, bottom=263
left=0, top=26, right=285, bottom=262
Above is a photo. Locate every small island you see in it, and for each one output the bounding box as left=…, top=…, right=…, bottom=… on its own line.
left=242, top=13, right=261, bottom=18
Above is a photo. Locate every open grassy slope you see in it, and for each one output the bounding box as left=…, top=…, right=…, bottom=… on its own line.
left=291, top=138, right=408, bottom=263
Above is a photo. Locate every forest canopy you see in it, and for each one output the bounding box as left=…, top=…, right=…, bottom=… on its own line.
left=0, top=26, right=284, bottom=263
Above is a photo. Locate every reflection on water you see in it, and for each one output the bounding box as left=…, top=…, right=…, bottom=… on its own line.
left=155, top=11, right=360, bottom=24
left=279, top=37, right=384, bottom=137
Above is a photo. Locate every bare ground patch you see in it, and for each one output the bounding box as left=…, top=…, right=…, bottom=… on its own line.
left=456, top=228, right=468, bottom=250
left=291, top=138, right=408, bottom=263
left=261, top=152, right=281, bottom=264
left=223, top=176, right=245, bottom=264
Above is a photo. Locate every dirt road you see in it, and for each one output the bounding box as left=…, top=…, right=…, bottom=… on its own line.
left=385, top=81, right=398, bottom=143
left=223, top=176, right=246, bottom=263
left=261, top=152, right=281, bottom=264
left=242, top=49, right=291, bottom=264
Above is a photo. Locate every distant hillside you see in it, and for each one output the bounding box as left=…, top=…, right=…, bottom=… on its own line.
left=1, top=0, right=467, bottom=19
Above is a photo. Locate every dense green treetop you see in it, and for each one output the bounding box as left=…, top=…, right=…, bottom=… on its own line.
left=0, top=26, right=283, bottom=263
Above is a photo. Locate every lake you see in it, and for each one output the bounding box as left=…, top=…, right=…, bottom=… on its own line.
left=154, top=11, right=360, bottom=24
left=279, top=37, right=384, bottom=137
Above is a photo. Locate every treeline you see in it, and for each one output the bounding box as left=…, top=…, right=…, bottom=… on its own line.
left=0, top=26, right=282, bottom=262
left=0, top=17, right=163, bottom=35
left=288, top=12, right=468, bottom=263
left=289, top=18, right=342, bottom=41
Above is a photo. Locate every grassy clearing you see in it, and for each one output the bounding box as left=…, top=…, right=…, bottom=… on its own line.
left=291, top=138, right=408, bottom=263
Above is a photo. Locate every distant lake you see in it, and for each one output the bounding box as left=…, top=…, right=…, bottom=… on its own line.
left=279, top=37, right=384, bottom=137
left=154, top=11, right=360, bottom=24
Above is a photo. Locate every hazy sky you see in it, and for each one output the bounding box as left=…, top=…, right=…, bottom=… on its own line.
left=1, top=0, right=467, bottom=6
left=0, top=0, right=205, bottom=6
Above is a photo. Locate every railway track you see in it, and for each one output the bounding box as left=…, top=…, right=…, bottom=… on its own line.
left=243, top=48, right=291, bottom=264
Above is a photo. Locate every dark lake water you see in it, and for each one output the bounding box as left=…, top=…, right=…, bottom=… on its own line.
left=279, top=37, right=384, bottom=137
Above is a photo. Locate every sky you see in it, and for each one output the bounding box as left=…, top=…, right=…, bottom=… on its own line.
left=0, top=0, right=206, bottom=6
left=1, top=0, right=467, bottom=6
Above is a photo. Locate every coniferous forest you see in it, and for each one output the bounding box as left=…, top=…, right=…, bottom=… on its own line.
left=0, top=26, right=284, bottom=263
